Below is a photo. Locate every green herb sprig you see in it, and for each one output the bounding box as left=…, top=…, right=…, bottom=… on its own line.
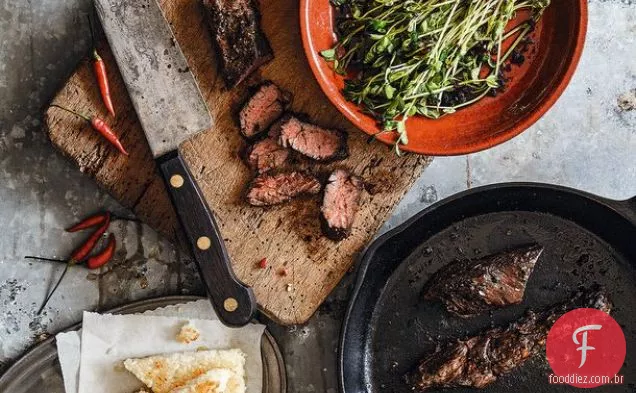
left=321, top=0, right=550, bottom=154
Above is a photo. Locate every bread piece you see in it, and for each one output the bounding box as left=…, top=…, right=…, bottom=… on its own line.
left=176, top=322, right=200, bottom=344
left=168, top=368, right=233, bottom=393
left=124, top=349, right=246, bottom=393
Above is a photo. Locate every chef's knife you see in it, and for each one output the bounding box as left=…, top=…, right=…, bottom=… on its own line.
left=95, top=0, right=256, bottom=327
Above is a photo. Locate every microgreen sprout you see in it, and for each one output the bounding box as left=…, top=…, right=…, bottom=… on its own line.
left=321, top=0, right=550, bottom=153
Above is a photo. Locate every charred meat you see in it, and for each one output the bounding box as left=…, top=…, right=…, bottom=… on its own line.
left=246, top=171, right=321, bottom=206
left=245, top=138, right=289, bottom=174
left=202, top=0, right=273, bottom=88
left=424, top=245, right=543, bottom=317
left=408, top=287, right=612, bottom=391
left=240, top=82, right=290, bottom=138
left=320, top=169, right=364, bottom=240
left=270, top=115, right=348, bottom=162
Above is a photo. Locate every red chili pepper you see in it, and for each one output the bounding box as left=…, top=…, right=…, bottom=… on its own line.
left=66, top=212, right=109, bottom=232
left=88, top=15, right=115, bottom=117
left=258, top=258, right=268, bottom=269
left=90, top=117, right=128, bottom=155
left=70, top=213, right=111, bottom=263
left=92, top=50, right=116, bottom=117
left=49, top=105, right=128, bottom=156
left=86, top=234, right=116, bottom=269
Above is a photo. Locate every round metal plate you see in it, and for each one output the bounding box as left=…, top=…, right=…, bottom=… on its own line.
left=0, top=296, right=286, bottom=393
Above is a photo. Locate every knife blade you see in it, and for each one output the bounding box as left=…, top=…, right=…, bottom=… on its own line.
left=95, top=0, right=256, bottom=327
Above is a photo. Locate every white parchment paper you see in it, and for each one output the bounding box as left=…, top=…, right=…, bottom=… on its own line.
left=56, top=330, right=81, bottom=393
left=55, top=300, right=264, bottom=393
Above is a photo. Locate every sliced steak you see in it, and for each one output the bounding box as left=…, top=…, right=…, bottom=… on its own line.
left=423, top=245, right=543, bottom=317
left=320, top=169, right=364, bottom=240
left=271, top=115, right=348, bottom=162
left=245, top=138, right=289, bottom=173
left=246, top=171, right=321, bottom=206
left=240, top=82, right=290, bottom=138
left=408, top=287, right=612, bottom=391
left=202, top=0, right=273, bottom=88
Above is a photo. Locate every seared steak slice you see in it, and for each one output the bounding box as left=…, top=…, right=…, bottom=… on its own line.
left=246, top=171, right=321, bottom=206
left=245, top=138, right=289, bottom=173
left=240, top=82, right=290, bottom=138
left=423, top=245, right=543, bottom=317
left=271, top=115, right=348, bottom=162
left=202, top=0, right=273, bottom=88
left=320, top=169, right=364, bottom=240
left=408, top=287, right=612, bottom=391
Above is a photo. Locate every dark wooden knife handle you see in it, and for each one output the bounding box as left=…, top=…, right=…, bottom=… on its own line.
left=158, top=152, right=256, bottom=327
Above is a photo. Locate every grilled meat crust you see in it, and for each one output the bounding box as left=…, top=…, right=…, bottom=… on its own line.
left=239, top=82, right=290, bottom=139
left=270, top=114, right=348, bottom=162
left=245, top=170, right=321, bottom=206
left=423, top=245, right=543, bottom=317
left=408, top=287, right=612, bottom=391
left=244, top=137, right=290, bottom=174
left=320, top=169, right=364, bottom=240
left=202, top=0, right=273, bottom=88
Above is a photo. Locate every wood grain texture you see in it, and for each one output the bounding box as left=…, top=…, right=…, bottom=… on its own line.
left=43, top=0, right=431, bottom=325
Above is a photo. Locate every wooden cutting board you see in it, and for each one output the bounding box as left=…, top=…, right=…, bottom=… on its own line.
left=43, top=0, right=430, bottom=325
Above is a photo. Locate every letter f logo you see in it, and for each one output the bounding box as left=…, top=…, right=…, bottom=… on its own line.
left=572, top=325, right=602, bottom=368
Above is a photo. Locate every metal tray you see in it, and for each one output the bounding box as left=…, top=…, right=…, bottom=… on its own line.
left=0, top=296, right=286, bottom=393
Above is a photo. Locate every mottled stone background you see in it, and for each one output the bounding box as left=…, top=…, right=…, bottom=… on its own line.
left=0, top=1, right=634, bottom=391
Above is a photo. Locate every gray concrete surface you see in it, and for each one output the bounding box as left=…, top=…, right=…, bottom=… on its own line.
left=0, top=0, right=634, bottom=392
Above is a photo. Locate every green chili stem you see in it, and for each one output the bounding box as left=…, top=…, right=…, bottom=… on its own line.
left=49, top=104, right=91, bottom=122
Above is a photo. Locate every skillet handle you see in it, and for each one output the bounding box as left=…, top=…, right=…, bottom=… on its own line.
left=158, top=152, right=256, bottom=327
left=603, top=195, right=636, bottom=226
left=625, top=197, right=636, bottom=224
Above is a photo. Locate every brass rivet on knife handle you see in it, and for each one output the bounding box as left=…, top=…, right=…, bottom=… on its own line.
left=170, top=174, right=184, bottom=188
left=224, top=297, right=239, bottom=312
left=197, top=236, right=212, bottom=250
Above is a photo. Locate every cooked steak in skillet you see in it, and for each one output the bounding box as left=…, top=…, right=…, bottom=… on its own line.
left=240, top=82, right=290, bottom=138
left=321, top=169, right=363, bottom=240
left=408, top=286, right=612, bottom=391
left=245, top=138, right=290, bottom=174
left=202, top=0, right=273, bottom=88
left=423, top=245, right=543, bottom=317
left=270, top=115, right=348, bottom=162
left=246, top=171, right=321, bottom=206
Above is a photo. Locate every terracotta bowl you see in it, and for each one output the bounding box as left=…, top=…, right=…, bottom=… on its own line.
left=300, top=1, right=588, bottom=155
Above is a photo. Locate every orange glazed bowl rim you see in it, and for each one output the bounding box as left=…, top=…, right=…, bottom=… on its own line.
left=299, top=0, right=589, bottom=156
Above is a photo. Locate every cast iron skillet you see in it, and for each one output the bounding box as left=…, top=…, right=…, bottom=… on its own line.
left=339, top=183, right=636, bottom=393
